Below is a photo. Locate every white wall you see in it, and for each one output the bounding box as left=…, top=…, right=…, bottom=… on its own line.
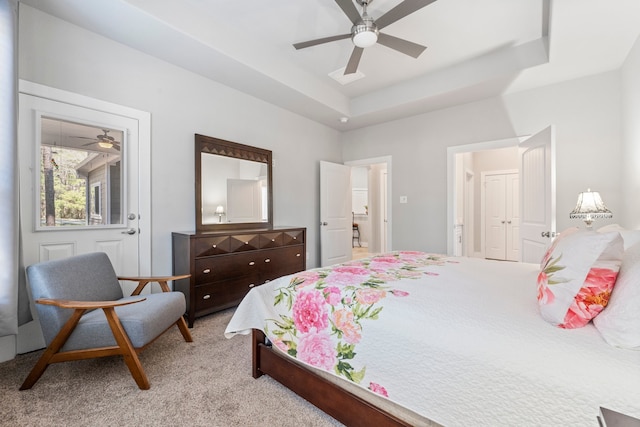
left=342, top=71, right=624, bottom=253
left=621, top=35, right=640, bottom=229
left=18, top=5, right=342, bottom=269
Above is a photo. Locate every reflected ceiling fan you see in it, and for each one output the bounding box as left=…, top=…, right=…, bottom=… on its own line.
left=293, top=0, right=437, bottom=75
left=76, top=129, right=121, bottom=151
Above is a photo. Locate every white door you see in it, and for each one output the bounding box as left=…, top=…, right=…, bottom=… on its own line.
left=380, top=170, right=388, bottom=252
left=485, top=174, right=507, bottom=259
left=519, top=126, right=556, bottom=263
left=18, top=94, right=142, bottom=351
left=505, top=173, right=520, bottom=261
left=320, top=161, right=352, bottom=267
left=484, top=172, right=519, bottom=261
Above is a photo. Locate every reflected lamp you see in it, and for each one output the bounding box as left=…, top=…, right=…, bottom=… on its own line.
left=215, top=205, right=225, bottom=223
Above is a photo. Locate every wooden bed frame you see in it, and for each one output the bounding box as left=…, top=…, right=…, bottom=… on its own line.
left=251, top=330, right=414, bottom=427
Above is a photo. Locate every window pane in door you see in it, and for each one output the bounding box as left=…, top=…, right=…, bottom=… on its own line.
left=39, top=117, right=124, bottom=228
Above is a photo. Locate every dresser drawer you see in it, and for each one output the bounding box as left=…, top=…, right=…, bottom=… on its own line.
left=283, top=229, right=305, bottom=246
left=194, top=252, right=260, bottom=282
left=228, top=234, right=260, bottom=252
left=193, top=235, right=230, bottom=257
left=195, top=273, right=260, bottom=312
left=259, top=232, right=282, bottom=248
left=261, top=246, right=305, bottom=282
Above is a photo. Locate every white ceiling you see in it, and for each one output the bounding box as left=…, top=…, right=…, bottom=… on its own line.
left=20, top=0, right=640, bottom=130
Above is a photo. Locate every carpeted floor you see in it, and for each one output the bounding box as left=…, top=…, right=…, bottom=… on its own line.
left=0, top=309, right=344, bottom=427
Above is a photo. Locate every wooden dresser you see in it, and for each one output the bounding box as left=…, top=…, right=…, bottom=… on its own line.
left=172, top=227, right=306, bottom=327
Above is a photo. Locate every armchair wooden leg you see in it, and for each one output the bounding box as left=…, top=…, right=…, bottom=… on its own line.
left=176, top=316, right=193, bottom=342
left=20, top=309, right=85, bottom=390
left=103, top=307, right=150, bottom=390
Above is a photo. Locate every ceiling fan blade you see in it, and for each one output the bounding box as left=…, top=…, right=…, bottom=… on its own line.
left=335, top=0, right=362, bottom=25
left=345, top=47, right=364, bottom=75
left=293, top=33, right=351, bottom=50
left=375, top=0, right=438, bottom=30
left=377, top=33, right=427, bottom=58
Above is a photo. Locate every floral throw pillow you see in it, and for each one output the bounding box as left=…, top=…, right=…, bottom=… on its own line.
left=537, top=229, right=624, bottom=328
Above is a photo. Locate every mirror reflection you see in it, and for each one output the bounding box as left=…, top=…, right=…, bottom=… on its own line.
left=200, top=153, right=269, bottom=224
left=195, top=134, right=272, bottom=232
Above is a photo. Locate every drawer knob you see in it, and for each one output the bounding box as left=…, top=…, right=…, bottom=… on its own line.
left=202, top=294, right=211, bottom=300
left=249, top=261, right=255, bottom=266
left=203, top=268, right=211, bottom=274
left=296, top=253, right=301, bottom=257
left=271, top=238, right=275, bottom=242
left=248, top=284, right=255, bottom=288
left=264, top=258, right=271, bottom=263
left=212, top=244, right=216, bottom=248
left=244, top=241, right=249, bottom=245
left=293, top=236, right=297, bottom=240
left=264, top=279, right=271, bottom=284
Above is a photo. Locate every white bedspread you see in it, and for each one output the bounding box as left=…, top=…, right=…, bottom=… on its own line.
left=225, top=253, right=640, bottom=426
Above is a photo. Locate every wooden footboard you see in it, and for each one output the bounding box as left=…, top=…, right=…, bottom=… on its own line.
left=251, top=329, right=412, bottom=427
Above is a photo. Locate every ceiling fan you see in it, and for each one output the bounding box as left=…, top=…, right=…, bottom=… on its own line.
left=76, top=129, right=121, bottom=151
left=293, top=0, right=437, bottom=75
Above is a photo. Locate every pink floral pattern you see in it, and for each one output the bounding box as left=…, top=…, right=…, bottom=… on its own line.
left=537, top=231, right=620, bottom=329
left=266, top=251, right=449, bottom=398
left=559, top=267, right=618, bottom=329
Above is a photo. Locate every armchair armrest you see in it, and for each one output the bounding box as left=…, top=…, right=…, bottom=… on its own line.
left=117, top=274, right=191, bottom=295
left=35, top=297, right=146, bottom=310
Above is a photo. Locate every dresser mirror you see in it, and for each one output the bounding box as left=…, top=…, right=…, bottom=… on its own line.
left=195, top=134, right=273, bottom=231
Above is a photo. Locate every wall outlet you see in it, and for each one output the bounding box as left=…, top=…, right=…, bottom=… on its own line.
left=400, top=196, right=408, bottom=204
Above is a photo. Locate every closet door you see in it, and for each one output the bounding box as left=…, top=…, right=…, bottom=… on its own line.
left=484, top=172, right=519, bottom=261
left=485, top=174, right=506, bottom=260
left=505, top=174, right=520, bottom=261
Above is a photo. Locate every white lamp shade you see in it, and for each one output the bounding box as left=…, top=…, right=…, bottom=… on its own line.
left=569, top=189, right=612, bottom=227
left=215, top=205, right=225, bottom=214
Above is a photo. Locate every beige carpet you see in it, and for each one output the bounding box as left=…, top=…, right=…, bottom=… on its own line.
left=0, top=309, right=344, bottom=426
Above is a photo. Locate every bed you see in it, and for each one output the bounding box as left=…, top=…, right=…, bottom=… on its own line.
left=224, top=248, right=640, bottom=426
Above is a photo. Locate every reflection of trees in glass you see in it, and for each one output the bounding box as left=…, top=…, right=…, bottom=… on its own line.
left=40, top=146, right=88, bottom=226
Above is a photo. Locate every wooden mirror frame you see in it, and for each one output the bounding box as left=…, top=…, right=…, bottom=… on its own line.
left=195, top=134, right=273, bottom=232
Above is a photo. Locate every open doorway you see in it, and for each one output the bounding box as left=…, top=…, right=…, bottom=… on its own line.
left=447, top=129, right=556, bottom=262
left=447, top=137, right=527, bottom=258
left=458, top=147, right=520, bottom=259
left=346, top=157, right=391, bottom=260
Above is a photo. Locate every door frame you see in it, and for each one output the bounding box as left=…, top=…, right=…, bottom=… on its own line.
left=345, top=156, right=392, bottom=253
left=19, top=80, right=152, bottom=274
left=447, top=136, right=529, bottom=256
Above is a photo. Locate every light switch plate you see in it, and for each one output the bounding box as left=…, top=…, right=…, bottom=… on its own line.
left=400, top=196, right=408, bottom=204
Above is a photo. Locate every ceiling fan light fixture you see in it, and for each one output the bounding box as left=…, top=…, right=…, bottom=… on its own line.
left=98, top=141, right=114, bottom=149
left=352, top=16, right=378, bottom=48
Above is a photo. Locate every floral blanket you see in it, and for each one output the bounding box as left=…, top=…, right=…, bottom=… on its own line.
left=263, top=251, right=449, bottom=397
left=225, top=252, right=640, bottom=426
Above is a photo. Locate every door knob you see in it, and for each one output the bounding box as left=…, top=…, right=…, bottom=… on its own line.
left=541, top=231, right=551, bottom=238
left=121, top=228, right=137, bottom=235
left=321, top=222, right=328, bottom=226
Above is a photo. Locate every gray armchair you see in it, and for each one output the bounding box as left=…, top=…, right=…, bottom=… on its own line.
left=20, top=252, right=193, bottom=390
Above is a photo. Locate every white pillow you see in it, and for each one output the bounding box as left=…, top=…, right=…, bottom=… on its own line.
left=593, top=241, right=640, bottom=349
left=537, top=229, right=623, bottom=328
left=597, top=224, right=640, bottom=250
